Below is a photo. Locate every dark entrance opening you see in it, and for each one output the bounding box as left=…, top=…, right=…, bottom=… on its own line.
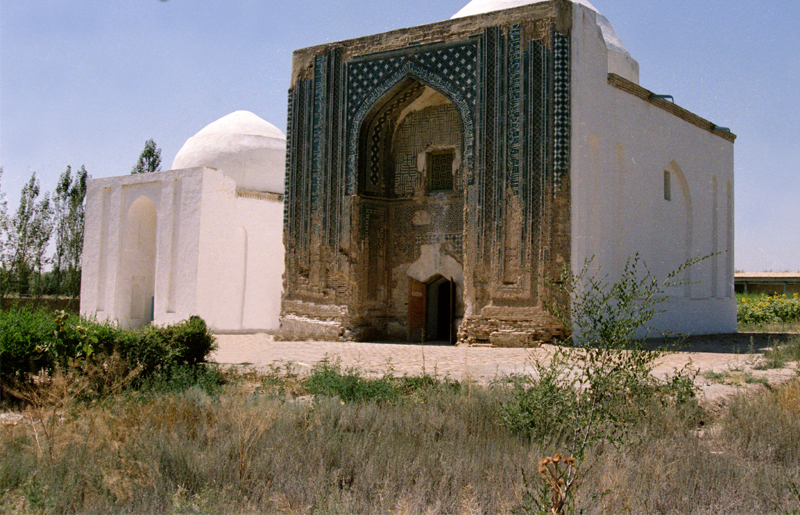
left=407, top=275, right=455, bottom=344
left=430, top=278, right=451, bottom=341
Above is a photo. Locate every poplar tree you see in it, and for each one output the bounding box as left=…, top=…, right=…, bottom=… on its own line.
left=0, top=168, right=10, bottom=298
left=131, top=139, right=162, bottom=174
left=10, top=173, right=53, bottom=295
left=28, top=193, right=53, bottom=296
left=52, top=165, right=87, bottom=297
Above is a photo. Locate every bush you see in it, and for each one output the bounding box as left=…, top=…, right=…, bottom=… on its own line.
left=0, top=309, right=218, bottom=402
left=0, top=307, right=56, bottom=382
left=498, top=345, right=700, bottom=458
left=507, top=254, right=704, bottom=458
left=115, top=316, right=216, bottom=377
left=543, top=253, right=711, bottom=346
left=305, top=359, right=398, bottom=403
left=507, top=254, right=707, bottom=514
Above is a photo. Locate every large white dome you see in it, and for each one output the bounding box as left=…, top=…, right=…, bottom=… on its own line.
left=452, top=0, right=639, bottom=83
left=172, top=110, right=286, bottom=194
left=452, top=0, right=597, bottom=18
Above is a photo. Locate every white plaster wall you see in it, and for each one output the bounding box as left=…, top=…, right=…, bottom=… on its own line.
left=81, top=166, right=284, bottom=332
left=80, top=169, right=204, bottom=328
left=569, top=4, right=736, bottom=336
left=194, top=170, right=284, bottom=332
left=151, top=169, right=204, bottom=326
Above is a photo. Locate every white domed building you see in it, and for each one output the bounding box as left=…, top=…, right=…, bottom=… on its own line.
left=80, top=111, right=286, bottom=331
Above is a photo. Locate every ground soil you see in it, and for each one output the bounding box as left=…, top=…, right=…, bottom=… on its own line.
left=211, top=331, right=800, bottom=407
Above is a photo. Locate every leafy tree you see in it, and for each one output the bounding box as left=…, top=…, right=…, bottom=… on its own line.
left=9, top=173, right=54, bottom=296
left=131, top=138, right=162, bottom=174
left=28, top=193, right=53, bottom=296
left=0, top=168, right=11, bottom=298
left=52, top=165, right=88, bottom=297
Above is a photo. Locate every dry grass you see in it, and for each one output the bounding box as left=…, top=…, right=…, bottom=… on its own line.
left=2, top=364, right=800, bottom=514
left=740, top=320, right=800, bottom=333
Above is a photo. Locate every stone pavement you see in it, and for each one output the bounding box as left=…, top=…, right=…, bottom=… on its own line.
left=211, top=334, right=541, bottom=382
left=210, top=333, right=799, bottom=404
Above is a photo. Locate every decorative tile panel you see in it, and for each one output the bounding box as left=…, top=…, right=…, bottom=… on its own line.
left=362, top=81, right=425, bottom=196
left=345, top=40, right=480, bottom=196
left=393, top=104, right=462, bottom=196
left=553, top=32, right=570, bottom=192
left=526, top=39, right=549, bottom=267
left=506, top=25, right=522, bottom=196
left=479, top=26, right=503, bottom=266
left=283, top=88, right=294, bottom=240
left=311, top=54, right=327, bottom=213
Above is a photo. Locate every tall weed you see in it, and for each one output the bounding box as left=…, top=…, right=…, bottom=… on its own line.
left=505, top=254, right=709, bottom=514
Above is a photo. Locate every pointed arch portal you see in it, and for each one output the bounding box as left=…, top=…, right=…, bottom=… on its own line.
left=280, top=24, right=572, bottom=344
left=119, top=196, right=157, bottom=329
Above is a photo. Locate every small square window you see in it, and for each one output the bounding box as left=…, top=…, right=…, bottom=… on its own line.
left=664, top=170, right=671, bottom=201
left=428, top=152, right=454, bottom=192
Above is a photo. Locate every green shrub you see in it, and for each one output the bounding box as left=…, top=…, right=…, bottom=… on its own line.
left=0, top=307, right=57, bottom=382
left=116, top=316, right=216, bottom=376
left=140, top=363, right=227, bottom=396
left=304, top=359, right=464, bottom=406
left=497, top=353, right=578, bottom=446
left=499, top=251, right=706, bottom=511
left=543, top=253, right=712, bottom=346
left=1, top=309, right=218, bottom=403
left=498, top=345, right=699, bottom=457
left=305, top=359, right=397, bottom=403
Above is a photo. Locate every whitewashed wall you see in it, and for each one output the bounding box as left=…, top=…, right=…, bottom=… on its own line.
left=80, top=167, right=284, bottom=332
left=570, top=4, right=736, bottom=336
left=195, top=171, right=285, bottom=332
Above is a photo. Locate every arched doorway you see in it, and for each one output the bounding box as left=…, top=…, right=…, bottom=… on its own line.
left=427, top=275, right=455, bottom=342
left=357, top=78, right=465, bottom=341
left=119, top=196, right=157, bottom=328
left=408, top=275, right=456, bottom=344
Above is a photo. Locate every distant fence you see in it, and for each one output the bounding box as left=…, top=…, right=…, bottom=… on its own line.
left=735, top=273, right=800, bottom=296
left=1, top=296, right=80, bottom=312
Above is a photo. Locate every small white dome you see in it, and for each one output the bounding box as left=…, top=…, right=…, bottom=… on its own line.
left=172, top=110, right=286, bottom=194
left=452, top=0, right=639, bottom=83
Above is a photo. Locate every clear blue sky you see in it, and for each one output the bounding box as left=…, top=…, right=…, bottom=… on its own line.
left=1, top=0, right=798, bottom=271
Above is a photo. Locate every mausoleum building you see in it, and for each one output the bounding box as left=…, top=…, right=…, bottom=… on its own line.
left=277, top=0, right=737, bottom=344
left=80, top=111, right=286, bottom=331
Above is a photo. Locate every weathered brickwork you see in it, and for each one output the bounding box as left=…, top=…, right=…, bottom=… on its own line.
left=278, top=1, right=574, bottom=346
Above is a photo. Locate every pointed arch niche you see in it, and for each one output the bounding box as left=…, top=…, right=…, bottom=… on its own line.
left=118, top=196, right=157, bottom=328
left=662, top=161, right=694, bottom=297
left=357, top=78, right=465, bottom=198
left=355, top=78, right=466, bottom=340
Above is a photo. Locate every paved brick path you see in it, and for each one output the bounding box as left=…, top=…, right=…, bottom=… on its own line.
left=211, top=334, right=539, bottom=381
left=210, top=333, right=798, bottom=403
